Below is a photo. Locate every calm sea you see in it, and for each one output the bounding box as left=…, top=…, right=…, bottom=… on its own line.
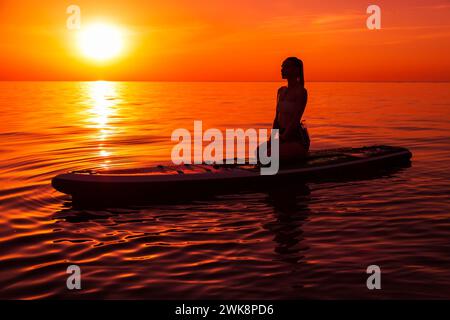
left=0, top=81, right=449, bottom=299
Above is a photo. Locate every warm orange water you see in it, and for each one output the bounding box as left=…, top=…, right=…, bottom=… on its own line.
left=0, top=81, right=449, bottom=299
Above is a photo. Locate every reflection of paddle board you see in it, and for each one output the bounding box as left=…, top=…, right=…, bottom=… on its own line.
left=52, top=145, right=412, bottom=204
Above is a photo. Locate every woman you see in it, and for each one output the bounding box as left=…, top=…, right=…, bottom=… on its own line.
left=269, top=57, right=310, bottom=163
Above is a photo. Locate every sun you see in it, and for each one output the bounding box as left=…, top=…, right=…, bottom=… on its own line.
left=78, top=23, right=124, bottom=61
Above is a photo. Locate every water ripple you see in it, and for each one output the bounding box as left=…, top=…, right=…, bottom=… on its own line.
left=0, top=82, right=449, bottom=299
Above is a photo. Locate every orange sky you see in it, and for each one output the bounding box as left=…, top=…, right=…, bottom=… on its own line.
left=1, top=0, right=450, bottom=81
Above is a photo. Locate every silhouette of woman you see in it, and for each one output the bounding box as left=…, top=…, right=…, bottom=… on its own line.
left=274, top=57, right=310, bottom=162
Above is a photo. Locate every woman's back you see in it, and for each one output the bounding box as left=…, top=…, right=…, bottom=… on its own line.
left=276, top=86, right=307, bottom=135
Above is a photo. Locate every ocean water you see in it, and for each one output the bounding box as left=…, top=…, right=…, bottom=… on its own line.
left=0, top=81, right=449, bottom=299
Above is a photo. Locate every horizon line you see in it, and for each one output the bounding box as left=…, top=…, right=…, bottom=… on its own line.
left=1, top=80, right=449, bottom=83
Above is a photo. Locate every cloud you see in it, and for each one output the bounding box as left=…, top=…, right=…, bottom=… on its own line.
left=417, top=3, right=450, bottom=10
left=312, top=13, right=364, bottom=25
left=255, top=11, right=367, bottom=35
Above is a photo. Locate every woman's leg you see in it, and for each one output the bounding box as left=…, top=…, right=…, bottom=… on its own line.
left=256, top=139, right=308, bottom=164
left=279, top=141, right=308, bottom=162
left=256, top=140, right=271, bottom=164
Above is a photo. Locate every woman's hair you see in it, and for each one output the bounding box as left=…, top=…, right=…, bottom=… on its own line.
left=284, top=57, right=304, bottom=87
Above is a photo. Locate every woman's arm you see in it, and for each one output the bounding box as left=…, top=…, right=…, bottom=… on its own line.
left=273, top=112, right=279, bottom=129
left=272, top=87, right=284, bottom=129
left=272, top=87, right=283, bottom=129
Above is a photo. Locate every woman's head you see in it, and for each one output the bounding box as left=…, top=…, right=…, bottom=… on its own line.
left=281, top=57, right=304, bottom=87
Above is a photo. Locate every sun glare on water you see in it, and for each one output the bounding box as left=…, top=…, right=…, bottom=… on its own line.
left=78, top=23, right=124, bottom=61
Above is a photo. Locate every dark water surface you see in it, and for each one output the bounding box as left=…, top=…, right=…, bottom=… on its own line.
left=0, top=81, right=449, bottom=299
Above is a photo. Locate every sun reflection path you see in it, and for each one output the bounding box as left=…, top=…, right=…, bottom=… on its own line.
left=84, top=81, right=120, bottom=169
